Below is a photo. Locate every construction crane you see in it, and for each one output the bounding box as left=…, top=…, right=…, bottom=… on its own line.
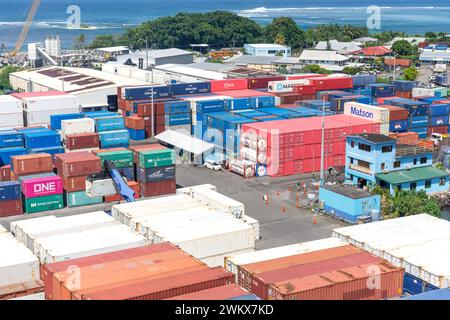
left=10, top=0, right=42, bottom=57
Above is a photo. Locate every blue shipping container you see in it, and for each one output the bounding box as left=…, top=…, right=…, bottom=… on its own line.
left=29, top=146, right=64, bottom=157
left=391, top=80, right=416, bottom=92
left=166, top=113, right=191, bottom=126
left=255, top=96, right=275, bottom=108
left=164, top=101, right=190, bottom=114
left=137, top=165, right=176, bottom=183
left=23, top=130, right=61, bottom=149
left=408, top=116, right=429, bottom=128
left=428, top=104, right=449, bottom=116
left=430, top=115, right=449, bottom=126
left=95, top=116, right=125, bottom=132
left=227, top=98, right=255, bottom=111
left=123, top=85, right=172, bottom=100
left=127, top=128, right=146, bottom=141
left=402, top=288, right=450, bottom=300
left=389, top=119, right=408, bottom=132
left=170, top=82, right=211, bottom=96
left=408, top=127, right=428, bottom=138
left=98, top=130, right=130, bottom=148
left=0, top=130, right=23, bottom=148
left=403, top=273, right=439, bottom=295
left=82, top=111, right=116, bottom=118
left=195, top=100, right=225, bottom=113
left=0, top=147, right=28, bottom=166
left=365, top=84, right=395, bottom=98
left=352, top=74, right=377, bottom=87
left=0, top=181, right=21, bottom=201
left=50, top=113, right=84, bottom=130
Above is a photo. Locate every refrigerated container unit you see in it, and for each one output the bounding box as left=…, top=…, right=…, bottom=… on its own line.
left=98, top=130, right=130, bottom=148
left=61, top=118, right=95, bottom=137
left=0, top=95, right=23, bottom=129
left=94, top=116, right=125, bottom=132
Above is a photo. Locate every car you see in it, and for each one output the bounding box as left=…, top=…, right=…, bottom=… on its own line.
left=204, top=160, right=222, bottom=171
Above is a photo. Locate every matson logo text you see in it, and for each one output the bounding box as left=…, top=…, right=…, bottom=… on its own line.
left=350, top=106, right=374, bottom=119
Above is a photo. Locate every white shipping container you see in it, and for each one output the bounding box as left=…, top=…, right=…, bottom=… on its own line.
left=189, top=186, right=245, bottom=219
left=10, top=292, right=45, bottom=300
left=412, top=87, right=435, bottom=98
left=25, top=107, right=80, bottom=126
left=11, top=216, right=57, bottom=246
left=380, top=122, right=390, bottom=135
left=344, top=102, right=389, bottom=122
left=22, top=95, right=80, bottom=112
left=0, top=225, right=6, bottom=233
left=268, top=79, right=310, bottom=93
left=200, top=248, right=254, bottom=268
left=61, top=118, right=95, bottom=136
left=0, top=112, right=24, bottom=128
left=176, top=184, right=217, bottom=195
left=243, top=215, right=260, bottom=241
left=332, top=214, right=450, bottom=288
left=85, top=178, right=116, bottom=197
left=0, top=233, right=40, bottom=288
left=0, top=95, right=22, bottom=114
left=224, top=237, right=346, bottom=276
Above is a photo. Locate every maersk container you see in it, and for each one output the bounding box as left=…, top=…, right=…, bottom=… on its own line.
left=97, top=149, right=133, bottom=168
left=389, top=119, right=408, bottom=132
left=428, top=104, right=449, bottom=117
left=94, top=116, right=125, bottom=132
left=164, top=101, right=190, bottom=114
left=430, top=115, right=449, bottom=127
left=98, top=130, right=130, bottom=148
left=23, top=194, right=64, bottom=214
left=165, top=112, right=191, bottom=126
left=365, top=83, right=395, bottom=98
left=0, top=181, right=21, bottom=201
left=391, top=80, right=416, bottom=92
left=50, top=113, right=84, bottom=130
left=352, top=74, right=377, bottom=87
left=122, top=85, right=172, bottom=100
left=23, top=130, right=61, bottom=149
left=137, top=165, right=176, bottom=183
left=170, top=82, right=211, bottom=96
left=408, top=115, right=429, bottom=128
left=0, top=147, right=28, bottom=166
left=0, top=130, right=23, bottom=148
left=29, top=146, right=64, bottom=157
left=138, top=148, right=175, bottom=168
left=65, top=190, right=103, bottom=207
left=127, top=128, right=146, bottom=141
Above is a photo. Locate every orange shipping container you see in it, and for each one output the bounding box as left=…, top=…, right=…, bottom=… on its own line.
left=125, top=116, right=145, bottom=130
left=11, top=153, right=53, bottom=176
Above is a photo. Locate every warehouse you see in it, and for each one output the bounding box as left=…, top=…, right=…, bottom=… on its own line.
left=243, top=44, right=291, bottom=57
left=116, top=48, right=195, bottom=68
left=298, top=50, right=350, bottom=71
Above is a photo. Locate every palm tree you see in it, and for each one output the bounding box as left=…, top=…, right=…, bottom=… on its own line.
left=274, top=33, right=286, bottom=45
left=75, top=34, right=85, bottom=50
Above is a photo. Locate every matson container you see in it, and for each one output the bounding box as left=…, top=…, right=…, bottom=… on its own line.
left=54, top=152, right=101, bottom=177
left=344, top=102, right=389, bottom=122
left=167, top=284, right=249, bottom=300
left=211, top=79, right=249, bottom=92
left=20, top=174, right=63, bottom=198
left=61, top=118, right=95, bottom=136
left=11, top=154, right=53, bottom=176
left=75, top=267, right=234, bottom=300
left=64, top=133, right=99, bottom=150
left=0, top=199, right=23, bottom=217
left=267, top=262, right=403, bottom=300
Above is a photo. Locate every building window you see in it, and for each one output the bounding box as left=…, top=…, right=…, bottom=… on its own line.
left=358, top=143, right=371, bottom=152
left=425, top=180, right=432, bottom=189
left=382, top=145, right=392, bottom=153
left=357, top=160, right=370, bottom=169
left=413, top=158, right=417, bottom=165
left=381, top=163, right=385, bottom=171
left=394, top=161, right=400, bottom=168
left=410, top=182, right=416, bottom=190
left=396, top=185, right=402, bottom=191
left=350, top=157, right=354, bottom=164
left=439, top=178, right=446, bottom=186
left=351, top=140, right=355, bottom=148
left=420, top=157, right=427, bottom=164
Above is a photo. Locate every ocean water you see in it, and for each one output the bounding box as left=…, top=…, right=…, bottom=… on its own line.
left=0, top=0, right=449, bottom=49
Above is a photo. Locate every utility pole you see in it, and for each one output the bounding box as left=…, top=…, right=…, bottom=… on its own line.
left=61, top=58, right=64, bottom=91
left=319, top=98, right=325, bottom=186
left=393, top=53, right=396, bottom=80
left=150, top=63, right=154, bottom=138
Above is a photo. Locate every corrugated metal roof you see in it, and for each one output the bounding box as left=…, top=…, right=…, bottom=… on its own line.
left=376, top=166, right=448, bottom=185
left=299, top=50, right=349, bottom=62
left=155, top=130, right=215, bottom=155
left=322, top=184, right=376, bottom=199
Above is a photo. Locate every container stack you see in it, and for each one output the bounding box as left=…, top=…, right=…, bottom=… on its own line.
left=0, top=181, right=22, bottom=217
left=54, top=151, right=102, bottom=208
left=0, top=95, right=23, bottom=129
left=163, top=100, right=191, bottom=133
left=61, top=118, right=96, bottom=152
left=186, top=97, right=227, bottom=139
left=225, top=238, right=403, bottom=300
left=413, top=86, right=447, bottom=99
left=427, top=103, right=449, bottom=136
left=49, top=113, right=84, bottom=132
left=351, top=74, right=377, bottom=94
left=365, top=83, right=395, bottom=99
left=92, top=114, right=130, bottom=149
left=23, top=128, right=64, bottom=157
left=0, top=129, right=26, bottom=177
left=343, top=102, right=390, bottom=135
left=125, top=115, right=146, bottom=141
left=380, top=105, right=409, bottom=133
left=135, top=146, right=176, bottom=197
left=392, top=80, right=415, bottom=99
left=18, top=173, right=63, bottom=214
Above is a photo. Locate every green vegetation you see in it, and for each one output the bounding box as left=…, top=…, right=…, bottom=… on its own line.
left=376, top=77, right=391, bottom=84
left=264, top=17, right=305, bottom=49
left=301, top=64, right=331, bottom=75
left=342, top=66, right=363, bottom=75
left=371, top=186, right=442, bottom=219
left=88, top=34, right=120, bottom=49
left=425, top=31, right=450, bottom=42
left=402, top=67, right=419, bottom=81
left=304, top=24, right=369, bottom=47
left=0, top=66, right=22, bottom=92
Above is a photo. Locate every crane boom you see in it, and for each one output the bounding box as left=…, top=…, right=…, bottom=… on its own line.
left=12, top=0, right=42, bottom=56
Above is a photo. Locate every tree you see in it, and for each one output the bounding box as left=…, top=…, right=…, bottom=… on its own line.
left=75, top=34, right=85, bottom=49
left=425, top=31, right=437, bottom=40
left=88, top=35, right=116, bottom=49
left=403, top=66, right=419, bottom=81
left=376, top=77, right=391, bottom=84
left=342, top=66, right=362, bottom=75
left=274, top=33, right=286, bottom=45
left=264, top=17, right=305, bottom=50
left=301, top=64, right=331, bottom=74
left=0, top=66, right=22, bottom=91
left=391, top=40, right=413, bottom=56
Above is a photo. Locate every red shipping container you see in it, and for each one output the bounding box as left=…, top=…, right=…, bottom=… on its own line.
left=293, top=84, right=316, bottom=95
left=166, top=284, right=249, bottom=300
left=154, top=114, right=165, bottom=126
left=134, top=101, right=166, bottom=117
left=214, top=89, right=274, bottom=98
left=139, top=179, right=176, bottom=198
left=0, top=165, right=11, bottom=181
left=64, top=133, right=99, bottom=150
left=75, top=267, right=235, bottom=300
left=43, top=243, right=178, bottom=300
left=267, top=262, right=403, bottom=300
left=310, top=77, right=353, bottom=91
left=275, top=93, right=304, bottom=105
left=379, top=105, right=409, bottom=120
left=395, top=90, right=412, bottom=99
left=377, top=97, right=397, bottom=105
left=428, top=126, right=448, bottom=136
left=251, top=252, right=380, bottom=299
left=54, top=152, right=101, bottom=177
left=129, top=144, right=165, bottom=162
left=125, top=116, right=145, bottom=130
left=11, top=154, right=53, bottom=176
left=287, top=74, right=326, bottom=80
left=62, top=175, right=87, bottom=192
left=210, top=79, right=248, bottom=92
left=247, top=76, right=285, bottom=89
left=0, top=199, right=23, bottom=217
left=154, top=125, right=165, bottom=135
left=105, top=181, right=139, bottom=202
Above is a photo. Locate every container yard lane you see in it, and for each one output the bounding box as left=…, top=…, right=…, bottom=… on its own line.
left=176, top=164, right=343, bottom=250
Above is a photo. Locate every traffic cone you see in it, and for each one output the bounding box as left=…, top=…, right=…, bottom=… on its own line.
left=281, top=206, right=286, bottom=213
left=313, top=216, right=317, bottom=225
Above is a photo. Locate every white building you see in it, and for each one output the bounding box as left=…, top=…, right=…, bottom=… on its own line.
left=315, top=40, right=362, bottom=55
left=298, top=49, right=350, bottom=71
left=116, top=48, right=194, bottom=68
left=244, top=44, right=291, bottom=57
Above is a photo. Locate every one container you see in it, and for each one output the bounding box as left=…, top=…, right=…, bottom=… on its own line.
left=11, top=154, right=53, bottom=176
left=23, top=194, right=64, bottom=214
left=20, top=173, right=63, bottom=198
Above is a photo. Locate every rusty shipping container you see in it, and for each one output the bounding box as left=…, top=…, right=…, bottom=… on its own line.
left=0, top=165, right=11, bottom=181
left=11, top=154, right=53, bottom=176
left=251, top=252, right=380, bottom=299
left=167, top=284, right=249, bottom=300
left=43, top=243, right=177, bottom=300
left=125, top=116, right=145, bottom=130
left=75, top=267, right=235, bottom=300
left=54, top=152, right=101, bottom=177
left=139, top=179, right=176, bottom=198
left=64, top=133, right=100, bottom=150
left=0, top=199, right=23, bottom=217
left=380, top=105, right=409, bottom=121
left=62, top=175, right=88, bottom=192
left=238, top=245, right=362, bottom=290
left=267, top=262, right=404, bottom=300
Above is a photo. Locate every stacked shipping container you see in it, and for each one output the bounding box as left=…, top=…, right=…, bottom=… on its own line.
left=0, top=181, right=22, bottom=217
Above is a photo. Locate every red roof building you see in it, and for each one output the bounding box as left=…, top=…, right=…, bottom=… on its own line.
left=353, top=46, right=392, bottom=57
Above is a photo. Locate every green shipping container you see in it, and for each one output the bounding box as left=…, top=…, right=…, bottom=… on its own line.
left=97, top=150, right=134, bottom=168
left=138, top=149, right=175, bottom=168
left=24, top=194, right=64, bottom=214
left=65, top=191, right=103, bottom=207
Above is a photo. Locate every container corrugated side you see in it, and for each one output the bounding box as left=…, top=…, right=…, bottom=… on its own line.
left=166, top=284, right=249, bottom=300
left=189, top=186, right=245, bottom=219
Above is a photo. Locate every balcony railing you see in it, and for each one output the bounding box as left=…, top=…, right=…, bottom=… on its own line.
left=348, top=163, right=372, bottom=175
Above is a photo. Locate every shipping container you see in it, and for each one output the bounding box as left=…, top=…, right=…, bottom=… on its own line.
left=19, top=173, right=62, bottom=198
left=352, top=74, right=377, bottom=87
left=127, top=128, right=146, bottom=141
left=310, top=77, right=353, bottom=91
left=122, top=85, right=172, bottom=100
left=11, top=153, right=53, bottom=176
left=0, top=165, right=12, bottom=181
left=125, top=116, right=145, bottom=130
left=247, top=76, right=285, bottom=90
left=137, top=165, right=176, bottom=183
left=63, top=133, right=99, bottom=150
left=94, top=149, right=133, bottom=168
left=389, top=119, right=408, bottom=132
left=137, top=148, right=175, bottom=168
left=167, top=284, right=249, bottom=300
left=211, top=79, right=248, bottom=92
left=62, top=175, right=87, bottom=192
left=23, top=194, right=64, bottom=214
left=428, top=104, right=449, bottom=117
left=0, top=199, right=23, bottom=217
left=343, top=102, right=389, bottom=122
left=65, top=190, right=103, bottom=207
left=0, top=181, right=21, bottom=201
left=61, top=118, right=95, bottom=136
left=22, top=94, right=79, bottom=112
left=139, top=179, right=176, bottom=197
left=86, top=177, right=116, bottom=197
left=427, top=126, right=448, bottom=136
left=379, top=105, right=409, bottom=121
left=94, top=116, right=125, bottom=132
left=50, top=113, right=84, bottom=130
left=23, top=130, right=60, bottom=149
left=391, top=80, right=416, bottom=92
left=365, top=84, right=396, bottom=98
left=0, top=95, right=22, bottom=114
left=0, top=113, right=24, bottom=130
left=54, top=152, right=101, bottom=177
left=164, top=101, right=191, bottom=114
left=25, top=108, right=80, bottom=126
left=189, top=186, right=245, bottom=219
left=171, top=82, right=211, bottom=96
left=98, top=130, right=130, bottom=148
left=430, top=115, right=449, bottom=127
left=0, top=130, right=23, bottom=148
